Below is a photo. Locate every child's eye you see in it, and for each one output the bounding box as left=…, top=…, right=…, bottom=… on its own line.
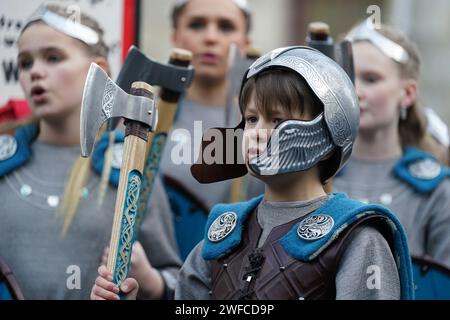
left=46, top=54, right=63, bottom=64
left=362, top=73, right=381, bottom=84
left=18, top=57, right=33, bottom=70
left=245, top=116, right=257, bottom=124
left=218, top=20, right=235, bottom=33
left=188, top=20, right=205, bottom=30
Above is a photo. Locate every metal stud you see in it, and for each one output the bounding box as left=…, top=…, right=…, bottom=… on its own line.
left=20, top=184, right=32, bottom=197
left=0, top=135, right=18, bottom=161
left=297, top=214, right=334, bottom=241
left=409, top=158, right=441, bottom=180
left=207, top=212, right=238, bottom=242
left=47, top=195, right=60, bottom=208
left=380, top=193, right=392, bottom=205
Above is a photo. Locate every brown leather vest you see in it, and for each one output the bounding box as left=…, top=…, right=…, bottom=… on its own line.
left=210, top=209, right=392, bottom=300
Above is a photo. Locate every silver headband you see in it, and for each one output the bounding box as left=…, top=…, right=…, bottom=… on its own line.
left=346, top=19, right=409, bottom=64
left=23, top=4, right=99, bottom=45
left=174, top=0, right=250, bottom=14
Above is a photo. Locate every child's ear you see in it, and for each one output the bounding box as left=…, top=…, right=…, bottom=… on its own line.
left=400, top=79, right=417, bottom=109
left=93, top=57, right=111, bottom=77
left=244, top=35, right=251, bottom=52
left=171, top=30, right=180, bottom=47
left=323, top=178, right=333, bottom=193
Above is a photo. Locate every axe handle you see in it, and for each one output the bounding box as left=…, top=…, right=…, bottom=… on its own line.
left=229, top=48, right=261, bottom=203
left=106, top=83, right=153, bottom=291
left=137, top=49, right=192, bottom=227
left=305, top=21, right=335, bottom=61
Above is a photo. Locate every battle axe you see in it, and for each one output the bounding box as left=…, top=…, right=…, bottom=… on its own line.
left=137, top=48, right=193, bottom=227
left=97, top=47, right=194, bottom=206
left=80, top=63, right=157, bottom=291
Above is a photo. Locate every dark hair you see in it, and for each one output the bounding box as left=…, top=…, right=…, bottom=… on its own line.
left=171, top=1, right=252, bottom=33
left=240, top=68, right=321, bottom=119
left=240, top=67, right=335, bottom=184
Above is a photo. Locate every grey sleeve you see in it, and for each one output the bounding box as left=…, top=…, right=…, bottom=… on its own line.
left=335, top=225, right=401, bottom=300
left=175, top=240, right=212, bottom=300
left=138, top=175, right=182, bottom=291
left=425, top=180, right=450, bottom=267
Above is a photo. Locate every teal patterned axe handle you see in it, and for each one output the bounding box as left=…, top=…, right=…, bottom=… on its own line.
left=105, top=83, right=155, bottom=298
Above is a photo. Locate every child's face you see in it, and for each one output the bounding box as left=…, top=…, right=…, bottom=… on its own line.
left=354, top=41, right=411, bottom=133
left=242, top=92, right=313, bottom=164
left=172, top=0, right=249, bottom=84
left=18, top=23, right=93, bottom=122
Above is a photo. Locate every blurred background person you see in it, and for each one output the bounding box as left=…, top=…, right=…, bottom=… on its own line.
left=334, top=20, right=450, bottom=268
left=0, top=4, right=181, bottom=299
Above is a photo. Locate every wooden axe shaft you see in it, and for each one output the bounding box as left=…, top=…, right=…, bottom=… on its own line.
left=106, top=82, right=154, bottom=288
left=137, top=49, right=192, bottom=225
left=230, top=47, right=261, bottom=203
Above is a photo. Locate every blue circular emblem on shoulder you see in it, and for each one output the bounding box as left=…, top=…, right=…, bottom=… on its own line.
left=408, top=158, right=441, bottom=180
left=208, top=212, right=238, bottom=242
left=0, top=135, right=18, bottom=161
left=297, top=214, right=334, bottom=241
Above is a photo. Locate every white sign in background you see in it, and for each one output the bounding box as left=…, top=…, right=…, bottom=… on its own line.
left=0, top=0, right=125, bottom=106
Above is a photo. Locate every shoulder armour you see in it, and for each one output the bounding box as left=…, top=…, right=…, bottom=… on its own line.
left=0, top=124, right=39, bottom=176
left=394, top=146, right=450, bottom=193
left=201, top=195, right=264, bottom=260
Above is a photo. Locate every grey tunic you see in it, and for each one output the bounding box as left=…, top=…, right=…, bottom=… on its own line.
left=0, top=142, right=181, bottom=299
left=333, top=157, right=450, bottom=267
left=175, top=196, right=400, bottom=300
left=160, top=97, right=264, bottom=209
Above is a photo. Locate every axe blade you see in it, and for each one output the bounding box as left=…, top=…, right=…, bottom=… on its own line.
left=80, top=63, right=157, bottom=158
left=225, top=43, right=255, bottom=126
left=80, top=63, right=112, bottom=158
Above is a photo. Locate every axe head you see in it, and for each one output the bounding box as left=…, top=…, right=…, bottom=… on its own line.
left=80, top=63, right=157, bottom=158
left=105, top=46, right=194, bottom=131
left=117, top=46, right=195, bottom=94
left=224, top=43, right=257, bottom=126
left=227, top=43, right=255, bottom=98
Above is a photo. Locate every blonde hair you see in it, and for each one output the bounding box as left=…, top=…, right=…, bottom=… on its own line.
left=373, top=25, right=447, bottom=163
left=58, top=157, right=91, bottom=236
